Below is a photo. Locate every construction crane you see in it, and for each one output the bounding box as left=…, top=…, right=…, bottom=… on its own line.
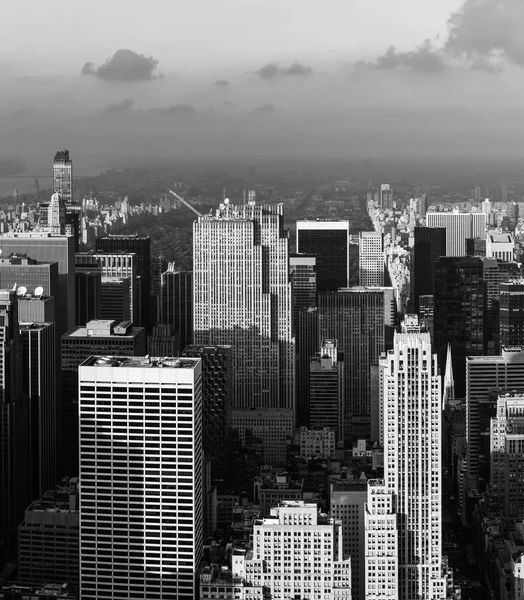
left=168, top=190, right=202, bottom=217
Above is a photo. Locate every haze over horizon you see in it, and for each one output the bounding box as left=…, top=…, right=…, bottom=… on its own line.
left=2, top=0, right=524, bottom=170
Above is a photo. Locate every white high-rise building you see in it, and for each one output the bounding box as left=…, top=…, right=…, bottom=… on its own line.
left=53, top=150, right=73, bottom=205
left=364, top=480, right=398, bottom=600
left=359, top=232, right=384, bottom=287
left=426, top=212, right=486, bottom=257
left=370, top=316, right=446, bottom=600
left=193, top=201, right=294, bottom=412
left=79, top=355, right=203, bottom=600
left=380, top=184, right=393, bottom=209
left=226, top=501, right=352, bottom=600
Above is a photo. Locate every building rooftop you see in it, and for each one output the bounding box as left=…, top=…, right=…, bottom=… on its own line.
left=64, top=320, right=143, bottom=339
left=80, top=355, right=199, bottom=369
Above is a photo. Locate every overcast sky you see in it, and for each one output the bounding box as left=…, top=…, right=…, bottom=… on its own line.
left=1, top=0, right=524, bottom=168
left=4, top=0, right=460, bottom=74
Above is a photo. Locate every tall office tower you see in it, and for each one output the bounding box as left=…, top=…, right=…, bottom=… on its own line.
left=151, top=255, right=168, bottom=321
left=297, top=306, right=319, bottom=427
left=359, top=232, right=384, bottom=287
left=74, top=253, right=101, bottom=326
left=466, top=237, right=487, bottom=257
left=20, top=322, right=57, bottom=499
left=442, top=344, right=455, bottom=408
left=380, top=184, right=393, bottom=209
left=412, top=227, right=446, bottom=313
left=18, top=477, right=79, bottom=588
left=100, top=276, right=132, bottom=321
left=47, top=192, right=66, bottom=235
left=0, top=233, right=75, bottom=338
left=215, top=501, right=352, bottom=600
left=18, top=295, right=56, bottom=323
left=93, top=252, right=138, bottom=324
left=0, top=290, right=26, bottom=557
left=290, top=254, right=317, bottom=336
left=490, top=392, right=524, bottom=521
left=378, top=317, right=446, bottom=600
left=182, top=345, right=232, bottom=479
left=79, top=355, right=203, bottom=600
left=61, top=320, right=146, bottom=476
left=486, top=233, right=515, bottom=261
left=309, top=340, right=344, bottom=439
left=53, top=150, right=73, bottom=205
left=426, top=211, right=486, bottom=257
left=194, top=202, right=294, bottom=412
left=500, top=280, right=524, bottom=347
left=331, top=480, right=367, bottom=600
left=364, top=480, right=398, bottom=600
left=465, top=348, right=524, bottom=493
left=160, top=266, right=193, bottom=354
left=296, top=220, right=350, bottom=291
left=319, top=288, right=391, bottom=440
left=481, top=197, right=491, bottom=217
left=474, top=185, right=482, bottom=202
left=434, top=256, right=486, bottom=397
left=96, top=235, right=151, bottom=327
left=417, top=193, right=427, bottom=218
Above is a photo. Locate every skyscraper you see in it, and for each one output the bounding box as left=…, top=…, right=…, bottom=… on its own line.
left=490, top=392, right=524, bottom=521
left=96, top=235, right=151, bottom=327
left=92, top=252, right=138, bottom=324
left=359, top=232, right=384, bottom=287
left=181, top=344, right=232, bottom=479
left=61, top=320, right=146, bottom=475
left=53, top=150, right=73, bottom=205
left=0, top=232, right=75, bottom=339
left=434, top=256, right=486, bottom=396
left=289, top=254, right=317, bottom=336
left=377, top=316, right=446, bottom=600
left=380, top=184, right=393, bottom=209
left=319, top=287, right=392, bottom=439
left=194, top=201, right=293, bottom=413
left=426, top=212, right=486, bottom=257
left=500, top=280, right=524, bottom=347
left=160, top=266, right=193, bottom=354
left=412, top=226, right=446, bottom=313
left=74, top=253, right=101, bottom=326
left=296, top=306, right=319, bottom=427
left=20, top=322, right=57, bottom=499
left=0, top=290, right=26, bottom=557
left=309, top=339, right=344, bottom=439
left=79, top=355, right=203, bottom=600
left=47, top=192, right=66, bottom=235
left=296, top=220, right=350, bottom=291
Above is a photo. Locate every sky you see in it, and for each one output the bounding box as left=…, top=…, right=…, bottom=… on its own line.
left=1, top=0, right=524, bottom=170
left=3, top=0, right=460, bottom=74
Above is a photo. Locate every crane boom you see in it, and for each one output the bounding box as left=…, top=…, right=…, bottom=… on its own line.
left=168, top=190, right=202, bottom=217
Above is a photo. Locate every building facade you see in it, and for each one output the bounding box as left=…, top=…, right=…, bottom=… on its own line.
left=359, top=232, right=384, bottom=287
left=53, top=150, right=73, bottom=205
left=160, top=266, right=193, bottom=354
left=296, top=220, right=350, bottom=292
left=426, top=212, right=486, bottom=257
left=79, top=355, right=203, bottom=600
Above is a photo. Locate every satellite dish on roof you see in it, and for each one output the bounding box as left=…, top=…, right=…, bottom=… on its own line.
left=17, top=286, right=27, bottom=296
left=34, top=286, right=44, bottom=297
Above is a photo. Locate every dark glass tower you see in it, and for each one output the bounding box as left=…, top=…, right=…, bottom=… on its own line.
left=412, top=226, right=446, bottom=313
left=181, top=345, right=232, bottom=479
left=434, top=256, right=486, bottom=397
left=96, top=235, right=151, bottom=327
left=500, top=280, right=524, bottom=347
left=74, top=253, right=101, bottom=326
left=296, top=307, right=319, bottom=427
left=296, top=221, right=349, bottom=292
left=290, top=254, right=317, bottom=338
left=160, top=267, right=193, bottom=354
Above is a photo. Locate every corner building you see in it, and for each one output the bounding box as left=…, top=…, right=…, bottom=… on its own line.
left=79, top=356, right=203, bottom=600
left=194, top=202, right=294, bottom=411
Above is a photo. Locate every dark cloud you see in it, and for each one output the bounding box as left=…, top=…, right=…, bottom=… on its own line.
left=214, top=79, right=229, bottom=87
left=445, top=0, right=524, bottom=68
left=253, top=103, right=276, bottom=112
left=104, top=98, right=134, bottom=114
left=256, top=62, right=280, bottom=79
left=282, top=61, right=313, bottom=76
left=150, top=104, right=196, bottom=117
left=81, top=49, right=159, bottom=81
left=356, top=40, right=447, bottom=73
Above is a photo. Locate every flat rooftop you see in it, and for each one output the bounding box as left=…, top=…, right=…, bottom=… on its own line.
left=81, top=355, right=199, bottom=369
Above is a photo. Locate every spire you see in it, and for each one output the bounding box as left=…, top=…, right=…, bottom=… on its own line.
left=443, top=343, right=455, bottom=409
